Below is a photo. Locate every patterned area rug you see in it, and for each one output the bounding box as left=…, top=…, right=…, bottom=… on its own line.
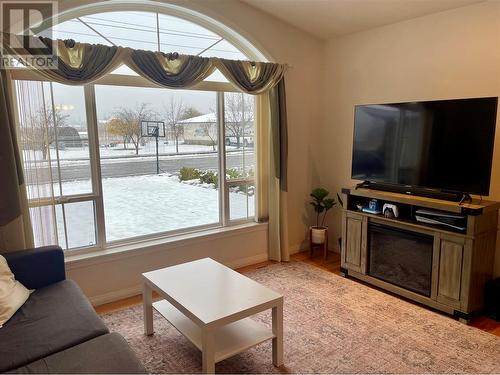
left=101, top=261, right=500, bottom=373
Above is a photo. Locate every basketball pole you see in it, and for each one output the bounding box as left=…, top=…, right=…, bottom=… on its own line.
left=141, top=120, right=164, bottom=175
left=155, top=127, right=159, bottom=175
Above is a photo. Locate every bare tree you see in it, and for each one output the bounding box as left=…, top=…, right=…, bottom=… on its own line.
left=22, top=107, right=70, bottom=160
left=163, top=97, right=185, bottom=154
left=109, top=103, right=155, bottom=155
left=200, top=120, right=217, bottom=151
left=224, top=93, right=254, bottom=148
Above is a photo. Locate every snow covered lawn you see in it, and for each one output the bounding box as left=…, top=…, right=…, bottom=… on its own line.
left=59, top=174, right=254, bottom=247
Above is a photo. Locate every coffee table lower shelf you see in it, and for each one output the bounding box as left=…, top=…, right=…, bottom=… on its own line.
left=153, top=300, right=275, bottom=363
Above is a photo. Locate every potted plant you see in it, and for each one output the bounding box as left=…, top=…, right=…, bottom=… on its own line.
left=310, top=187, right=336, bottom=244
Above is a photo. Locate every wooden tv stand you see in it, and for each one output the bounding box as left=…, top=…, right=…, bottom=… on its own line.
left=340, top=187, right=500, bottom=322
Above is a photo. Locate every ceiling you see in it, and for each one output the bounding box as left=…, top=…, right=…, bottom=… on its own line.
left=242, top=0, right=484, bottom=40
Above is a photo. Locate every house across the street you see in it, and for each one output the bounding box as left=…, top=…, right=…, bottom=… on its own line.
left=179, top=112, right=255, bottom=147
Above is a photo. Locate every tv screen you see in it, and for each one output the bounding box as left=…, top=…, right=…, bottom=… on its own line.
left=352, top=97, right=498, bottom=195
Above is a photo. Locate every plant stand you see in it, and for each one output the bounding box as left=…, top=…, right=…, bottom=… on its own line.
left=309, top=227, right=329, bottom=260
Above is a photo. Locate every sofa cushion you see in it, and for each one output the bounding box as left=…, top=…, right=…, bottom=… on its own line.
left=3, top=247, right=66, bottom=290
left=9, top=332, right=147, bottom=374
left=0, top=279, right=108, bottom=372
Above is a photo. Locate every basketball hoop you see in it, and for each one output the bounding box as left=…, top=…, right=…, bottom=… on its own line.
left=141, top=121, right=165, bottom=138
left=140, top=120, right=165, bottom=174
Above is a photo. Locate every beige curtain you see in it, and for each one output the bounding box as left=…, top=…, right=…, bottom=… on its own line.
left=214, top=60, right=288, bottom=260
left=0, top=70, right=33, bottom=252
left=268, top=174, right=289, bottom=261
left=256, top=92, right=289, bottom=261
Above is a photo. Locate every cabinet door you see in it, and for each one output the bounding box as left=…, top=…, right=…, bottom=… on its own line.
left=341, top=212, right=367, bottom=273
left=434, top=234, right=466, bottom=308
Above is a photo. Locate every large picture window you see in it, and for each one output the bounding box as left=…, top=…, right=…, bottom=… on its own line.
left=94, top=85, right=221, bottom=241
left=12, top=9, right=260, bottom=251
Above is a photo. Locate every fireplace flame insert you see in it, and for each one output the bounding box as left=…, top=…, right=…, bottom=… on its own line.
left=368, top=223, right=433, bottom=297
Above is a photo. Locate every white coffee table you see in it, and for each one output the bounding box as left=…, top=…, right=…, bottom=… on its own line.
left=142, top=258, right=284, bottom=373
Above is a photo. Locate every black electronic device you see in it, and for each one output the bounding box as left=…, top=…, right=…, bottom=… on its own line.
left=414, top=209, right=467, bottom=232
left=351, top=97, right=498, bottom=199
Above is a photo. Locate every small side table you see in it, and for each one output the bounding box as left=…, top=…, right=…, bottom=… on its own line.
left=309, top=227, right=329, bottom=259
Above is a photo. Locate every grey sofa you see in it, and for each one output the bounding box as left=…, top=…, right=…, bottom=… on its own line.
left=0, top=246, right=146, bottom=374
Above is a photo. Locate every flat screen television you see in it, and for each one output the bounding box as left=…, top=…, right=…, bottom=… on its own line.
left=352, top=97, right=498, bottom=196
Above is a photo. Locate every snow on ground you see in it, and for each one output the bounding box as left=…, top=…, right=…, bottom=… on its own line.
left=58, top=174, right=254, bottom=248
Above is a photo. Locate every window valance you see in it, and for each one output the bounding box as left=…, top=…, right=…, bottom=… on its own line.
left=2, top=34, right=287, bottom=94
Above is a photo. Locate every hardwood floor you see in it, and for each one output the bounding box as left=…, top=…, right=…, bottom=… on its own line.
left=94, top=251, right=500, bottom=336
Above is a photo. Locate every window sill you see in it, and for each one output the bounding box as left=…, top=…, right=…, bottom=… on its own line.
left=65, top=222, right=268, bottom=270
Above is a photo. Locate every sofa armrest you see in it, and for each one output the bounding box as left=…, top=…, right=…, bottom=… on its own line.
left=2, top=246, right=66, bottom=289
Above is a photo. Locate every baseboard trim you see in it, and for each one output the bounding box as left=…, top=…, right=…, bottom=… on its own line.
left=89, top=284, right=143, bottom=307
left=88, top=252, right=269, bottom=307
left=289, top=243, right=341, bottom=255
left=224, top=252, right=269, bottom=269
left=289, top=243, right=306, bottom=254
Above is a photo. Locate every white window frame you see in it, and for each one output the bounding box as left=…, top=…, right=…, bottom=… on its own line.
left=11, top=68, right=258, bottom=254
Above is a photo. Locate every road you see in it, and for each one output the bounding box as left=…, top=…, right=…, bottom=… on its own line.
left=26, top=151, right=255, bottom=184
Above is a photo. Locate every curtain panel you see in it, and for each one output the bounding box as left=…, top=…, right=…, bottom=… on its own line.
left=256, top=93, right=289, bottom=262
left=0, top=70, right=33, bottom=252
left=15, top=80, right=59, bottom=248
left=1, top=34, right=290, bottom=260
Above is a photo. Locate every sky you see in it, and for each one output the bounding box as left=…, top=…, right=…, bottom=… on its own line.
left=44, top=11, right=246, bottom=59
left=36, top=11, right=249, bottom=126
left=49, top=82, right=218, bottom=126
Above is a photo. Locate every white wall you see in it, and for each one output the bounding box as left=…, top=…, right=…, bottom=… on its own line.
left=320, top=1, right=500, bottom=276
left=53, top=0, right=325, bottom=303
left=67, top=224, right=268, bottom=305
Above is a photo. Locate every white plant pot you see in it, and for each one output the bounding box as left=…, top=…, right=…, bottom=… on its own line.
left=311, top=227, right=327, bottom=244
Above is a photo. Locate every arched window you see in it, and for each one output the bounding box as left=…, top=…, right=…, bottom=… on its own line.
left=13, top=7, right=262, bottom=251
left=45, top=11, right=248, bottom=59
